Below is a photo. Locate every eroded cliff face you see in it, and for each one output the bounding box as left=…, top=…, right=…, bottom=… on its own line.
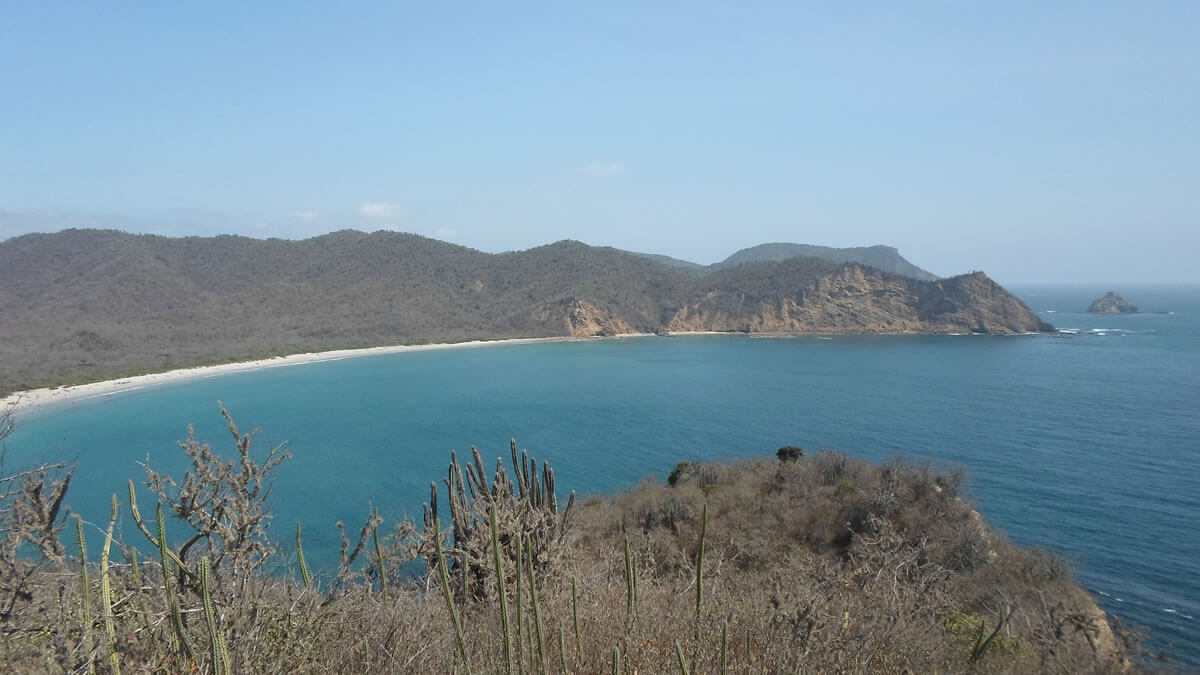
left=962, top=504, right=1125, bottom=666
left=915, top=272, right=1054, bottom=334
left=667, top=266, right=922, bottom=333
left=560, top=299, right=635, bottom=337
left=665, top=266, right=1051, bottom=335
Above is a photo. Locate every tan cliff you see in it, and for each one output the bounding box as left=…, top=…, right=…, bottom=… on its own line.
left=963, top=504, right=1124, bottom=667
left=562, top=300, right=635, bottom=337
left=663, top=266, right=1051, bottom=336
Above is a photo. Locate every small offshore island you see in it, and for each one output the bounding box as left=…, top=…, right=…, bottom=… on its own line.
left=1088, top=291, right=1139, bottom=314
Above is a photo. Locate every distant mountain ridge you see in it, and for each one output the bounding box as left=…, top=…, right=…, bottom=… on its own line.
left=627, top=242, right=938, bottom=281
left=0, top=229, right=1050, bottom=394
left=625, top=251, right=707, bottom=271
left=717, top=243, right=939, bottom=280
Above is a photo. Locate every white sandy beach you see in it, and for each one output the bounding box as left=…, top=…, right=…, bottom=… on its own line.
left=2, top=335, right=643, bottom=417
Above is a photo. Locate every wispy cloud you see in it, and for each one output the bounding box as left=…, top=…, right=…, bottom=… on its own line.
left=359, top=201, right=404, bottom=220
left=291, top=209, right=320, bottom=224
left=580, top=161, right=627, bottom=178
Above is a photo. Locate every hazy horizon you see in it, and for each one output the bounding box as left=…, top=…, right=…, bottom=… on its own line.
left=3, top=3, right=1197, bottom=284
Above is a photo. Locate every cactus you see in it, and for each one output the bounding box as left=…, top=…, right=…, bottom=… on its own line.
left=721, top=619, right=729, bottom=675
left=525, top=534, right=547, bottom=675
left=422, top=442, right=574, bottom=601
left=75, top=514, right=96, bottom=675
left=127, top=480, right=197, bottom=586
left=100, top=495, right=121, bottom=675
left=623, top=533, right=635, bottom=622
left=372, top=507, right=386, bottom=600
left=157, top=503, right=194, bottom=663
left=696, top=502, right=707, bottom=623
left=557, top=623, right=568, bottom=674
left=127, top=547, right=142, bottom=590
left=675, top=640, right=691, bottom=675
left=489, top=505, right=513, bottom=675
left=201, top=557, right=229, bottom=675
left=632, top=549, right=639, bottom=612
left=515, top=530, right=524, bottom=671
left=433, top=517, right=471, bottom=673
left=611, top=646, right=621, bottom=675
left=296, top=522, right=311, bottom=589
left=571, top=575, right=583, bottom=667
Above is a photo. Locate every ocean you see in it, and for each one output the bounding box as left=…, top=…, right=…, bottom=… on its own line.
left=5, top=284, right=1198, bottom=666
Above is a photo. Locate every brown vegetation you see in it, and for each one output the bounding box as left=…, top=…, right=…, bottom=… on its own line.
left=0, top=229, right=1050, bottom=395
left=0, top=406, right=1138, bottom=673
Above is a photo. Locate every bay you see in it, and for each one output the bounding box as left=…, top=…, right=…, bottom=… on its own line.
left=6, top=284, right=1199, bottom=666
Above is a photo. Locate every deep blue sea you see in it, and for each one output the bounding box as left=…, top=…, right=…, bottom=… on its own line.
left=6, top=285, right=1198, bottom=667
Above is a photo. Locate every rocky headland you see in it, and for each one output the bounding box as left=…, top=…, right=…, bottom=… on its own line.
left=665, top=265, right=1051, bottom=336
left=0, top=229, right=1053, bottom=394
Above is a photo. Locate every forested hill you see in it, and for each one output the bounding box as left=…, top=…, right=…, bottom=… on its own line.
left=0, top=229, right=1051, bottom=394
left=626, top=242, right=938, bottom=280
left=716, top=242, right=940, bottom=280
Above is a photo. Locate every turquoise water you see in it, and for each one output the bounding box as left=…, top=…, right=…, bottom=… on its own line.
left=6, top=285, right=1198, bottom=666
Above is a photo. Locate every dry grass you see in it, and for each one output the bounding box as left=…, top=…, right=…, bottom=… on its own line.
left=0, top=407, right=1149, bottom=673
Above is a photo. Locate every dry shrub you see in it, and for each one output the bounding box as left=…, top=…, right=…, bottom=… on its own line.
left=0, top=407, right=1148, bottom=673
left=142, top=402, right=290, bottom=595
left=0, top=398, right=75, bottom=645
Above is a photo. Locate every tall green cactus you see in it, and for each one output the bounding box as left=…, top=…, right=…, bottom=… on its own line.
left=515, top=531, right=524, bottom=671
left=490, top=505, right=513, bottom=675
left=201, top=557, right=230, bottom=675
left=433, top=518, right=471, bottom=673
left=372, top=507, right=386, bottom=600
left=557, top=623, right=568, bottom=674
left=296, top=522, right=311, bottom=589
left=721, top=619, right=729, bottom=675
left=128, top=480, right=197, bottom=586
left=675, top=640, right=691, bottom=675
left=525, top=534, right=547, bottom=675
left=623, top=533, right=635, bottom=622
left=572, top=575, right=583, bottom=668
left=696, top=502, right=707, bottom=623
left=127, top=547, right=142, bottom=590
left=423, top=442, right=575, bottom=601
left=100, top=496, right=121, bottom=675
left=157, top=503, right=194, bottom=663
left=75, top=515, right=95, bottom=675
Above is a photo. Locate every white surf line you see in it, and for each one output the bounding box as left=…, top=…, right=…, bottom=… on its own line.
left=81, top=386, right=146, bottom=400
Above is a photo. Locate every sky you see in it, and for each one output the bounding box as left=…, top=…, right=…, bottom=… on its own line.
left=1, top=2, right=1197, bottom=284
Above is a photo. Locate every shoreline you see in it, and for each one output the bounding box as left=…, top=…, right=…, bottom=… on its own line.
left=1, top=328, right=1045, bottom=417
left=1, top=334, right=652, bottom=417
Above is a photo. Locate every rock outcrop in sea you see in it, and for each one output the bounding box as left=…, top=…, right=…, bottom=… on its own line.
left=1087, top=292, right=1138, bottom=314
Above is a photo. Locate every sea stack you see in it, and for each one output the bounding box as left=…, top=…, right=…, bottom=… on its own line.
left=1087, top=291, right=1138, bottom=314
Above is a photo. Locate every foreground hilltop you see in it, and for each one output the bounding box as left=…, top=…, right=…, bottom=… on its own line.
left=0, top=229, right=1052, bottom=394
left=0, top=401, right=1136, bottom=671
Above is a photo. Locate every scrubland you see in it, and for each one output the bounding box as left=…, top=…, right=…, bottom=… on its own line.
left=0, top=403, right=1143, bottom=673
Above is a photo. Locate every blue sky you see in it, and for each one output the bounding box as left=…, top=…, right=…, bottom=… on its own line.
left=1, top=2, right=1197, bottom=283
